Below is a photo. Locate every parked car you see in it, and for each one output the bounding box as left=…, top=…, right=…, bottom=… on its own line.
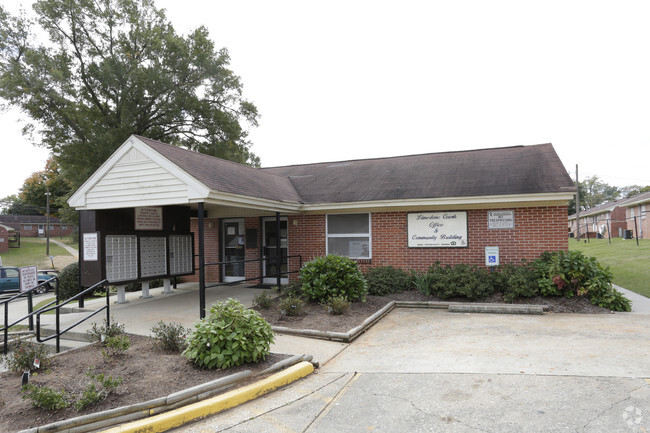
left=0, top=266, right=57, bottom=294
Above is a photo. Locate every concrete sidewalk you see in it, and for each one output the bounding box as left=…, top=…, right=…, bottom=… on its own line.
left=43, top=283, right=347, bottom=365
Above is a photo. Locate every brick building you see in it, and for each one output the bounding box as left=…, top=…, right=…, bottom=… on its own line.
left=568, top=191, right=650, bottom=240
left=568, top=199, right=629, bottom=239
left=623, top=191, right=650, bottom=240
left=70, top=136, right=576, bottom=293
left=0, top=215, right=74, bottom=238
left=0, top=224, right=10, bottom=254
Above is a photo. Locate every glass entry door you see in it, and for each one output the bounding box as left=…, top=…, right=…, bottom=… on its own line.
left=223, top=219, right=245, bottom=282
left=263, top=218, right=288, bottom=284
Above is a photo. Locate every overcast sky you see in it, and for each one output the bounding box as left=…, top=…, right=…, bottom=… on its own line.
left=1, top=0, right=649, bottom=201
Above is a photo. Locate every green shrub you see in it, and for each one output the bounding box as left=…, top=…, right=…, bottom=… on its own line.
left=278, top=294, right=305, bottom=316
left=22, top=384, right=70, bottom=410
left=101, top=334, right=131, bottom=359
left=58, top=261, right=80, bottom=300
left=150, top=321, right=188, bottom=352
left=532, top=250, right=630, bottom=311
left=492, top=263, right=539, bottom=302
left=326, top=295, right=351, bottom=315
left=253, top=291, right=273, bottom=309
left=365, top=266, right=411, bottom=296
left=2, top=340, right=52, bottom=373
left=74, top=370, right=123, bottom=410
left=279, top=280, right=303, bottom=297
left=183, top=298, right=275, bottom=369
left=87, top=318, right=125, bottom=343
left=429, top=263, right=494, bottom=300
left=300, top=255, right=368, bottom=303
left=410, top=270, right=434, bottom=296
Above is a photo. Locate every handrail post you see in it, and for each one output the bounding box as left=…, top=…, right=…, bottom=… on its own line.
left=28, top=291, right=34, bottom=331
left=106, top=281, right=110, bottom=329
left=3, top=303, right=8, bottom=355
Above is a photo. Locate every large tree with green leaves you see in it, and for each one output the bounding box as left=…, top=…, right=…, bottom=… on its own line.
left=0, top=0, right=260, bottom=189
left=568, top=175, right=621, bottom=215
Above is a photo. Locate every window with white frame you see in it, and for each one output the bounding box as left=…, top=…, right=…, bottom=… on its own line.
left=326, top=213, right=371, bottom=259
left=23, top=224, right=32, bottom=231
left=642, top=205, right=646, bottom=219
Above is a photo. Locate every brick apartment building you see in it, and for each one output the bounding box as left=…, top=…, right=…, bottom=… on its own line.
left=0, top=215, right=75, bottom=238
left=70, top=136, right=576, bottom=290
left=568, top=191, right=650, bottom=240
left=623, top=191, right=650, bottom=240
left=0, top=224, right=10, bottom=253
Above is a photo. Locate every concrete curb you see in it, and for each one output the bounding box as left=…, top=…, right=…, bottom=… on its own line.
left=272, top=301, right=545, bottom=343
left=99, top=361, right=315, bottom=433
left=19, top=355, right=314, bottom=433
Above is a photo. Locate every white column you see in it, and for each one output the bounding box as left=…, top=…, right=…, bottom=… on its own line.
left=140, top=280, right=153, bottom=299
left=163, top=278, right=172, bottom=294
left=115, top=285, right=128, bottom=304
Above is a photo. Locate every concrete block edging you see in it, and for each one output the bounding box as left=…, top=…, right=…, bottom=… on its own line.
left=19, top=354, right=314, bottom=433
left=272, top=301, right=546, bottom=343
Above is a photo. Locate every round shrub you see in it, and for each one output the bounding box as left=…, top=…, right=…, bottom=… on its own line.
left=429, top=263, right=494, bottom=300
left=58, top=261, right=80, bottom=300
left=365, top=266, right=411, bottom=296
left=532, top=250, right=631, bottom=311
left=492, top=263, right=538, bottom=302
left=183, top=298, right=275, bottom=369
left=300, top=255, right=368, bottom=303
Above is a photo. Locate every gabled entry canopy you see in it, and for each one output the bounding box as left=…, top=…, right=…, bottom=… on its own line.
left=68, top=135, right=302, bottom=215
left=69, top=135, right=576, bottom=213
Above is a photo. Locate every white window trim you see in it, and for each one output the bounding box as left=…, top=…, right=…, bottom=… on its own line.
left=23, top=224, right=32, bottom=230
left=326, top=213, right=372, bottom=259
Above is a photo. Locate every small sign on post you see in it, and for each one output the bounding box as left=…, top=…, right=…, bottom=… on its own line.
left=20, top=265, right=38, bottom=293
left=485, top=246, right=499, bottom=267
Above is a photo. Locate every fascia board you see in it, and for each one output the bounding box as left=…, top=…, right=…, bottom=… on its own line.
left=201, top=191, right=302, bottom=213
left=299, top=192, right=576, bottom=213
left=622, top=198, right=650, bottom=207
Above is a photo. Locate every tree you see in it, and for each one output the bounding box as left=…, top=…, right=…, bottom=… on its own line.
left=0, top=0, right=260, bottom=190
left=620, top=184, right=650, bottom=198
left=1, top=158, right=72, bottom=216
left=568, top=175, right=621, bottom=215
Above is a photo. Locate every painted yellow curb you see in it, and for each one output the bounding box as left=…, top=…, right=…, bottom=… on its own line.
left=100, top=361, right=314, bottom=433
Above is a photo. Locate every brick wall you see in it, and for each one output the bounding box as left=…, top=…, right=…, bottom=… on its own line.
left=185, top=206, right=569, bottom=284
left=0, top=226, right=8, bottom=253
left=290, top=206, right=568, bottom=275
left=627, top=204, right=649, bottom=239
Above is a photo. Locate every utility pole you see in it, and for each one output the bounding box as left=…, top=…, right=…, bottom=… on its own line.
left=45, top=185, right=51, bottom=256
left=575, top=164, right=581, bottom=241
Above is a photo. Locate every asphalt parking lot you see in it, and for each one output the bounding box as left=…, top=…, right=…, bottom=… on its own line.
left=174, top=309, right=650, bottom=433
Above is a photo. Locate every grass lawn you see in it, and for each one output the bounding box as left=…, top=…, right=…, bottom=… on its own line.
left=0, top=237, right=73, bottom=268
left=569, top=238, right=650, bottom=298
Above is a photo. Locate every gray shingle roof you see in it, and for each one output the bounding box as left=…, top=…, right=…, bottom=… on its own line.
left=135, top=136, right=303, bottom=203
left=263, top=143, right=575, bottom=204
left=134, top=138, right=575, bottom=206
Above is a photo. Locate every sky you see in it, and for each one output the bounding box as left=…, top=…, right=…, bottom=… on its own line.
left=1, top=0, right=649, bottom=201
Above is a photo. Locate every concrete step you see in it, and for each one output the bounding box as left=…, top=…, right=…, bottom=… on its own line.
left=38, top=327, right=93, bottom=342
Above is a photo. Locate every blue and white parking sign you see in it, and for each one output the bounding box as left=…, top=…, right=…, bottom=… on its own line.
left=485, top=246, right=499, bottom=267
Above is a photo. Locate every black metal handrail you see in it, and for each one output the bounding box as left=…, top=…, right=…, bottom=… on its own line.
left=1, top=278, right=59, bottom=355
left=36, top=279, right=110, bottom=353
left=203, top=254, right=303, bottom=289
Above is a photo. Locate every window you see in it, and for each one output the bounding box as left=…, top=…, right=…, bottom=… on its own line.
left=23, top=224, right=32, bottom=231
left=62, top=225, right=67, bottom=230
left=642, top=205, right=646, bottom=220
left=326, top=213, right=371, bottom=259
